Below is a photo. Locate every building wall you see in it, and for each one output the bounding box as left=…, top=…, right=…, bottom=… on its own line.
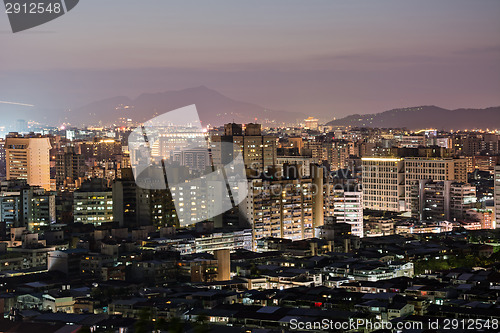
left=5, top=137, right=51, bottom=191
left=214, top=249, right=230, bottom=281
left=362, top=157, right=468, bottom=213
left=495, top=165, right=500, bottom=226
left=362, top=157, right=405, bottom=212
left=245, top=178, right=315, bottom=248
left=74, top=191, right=113, bottom=225
left=331, top=190, right=363, bottom=238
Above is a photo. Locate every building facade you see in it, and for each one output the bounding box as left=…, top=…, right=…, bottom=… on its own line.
left=74, top=179, right=113, bottom=225
left=5, top=136, right=51, bottom=191
left=362, top=157, right=468, bottom=212
left=495, top=164, right=500, bottom=227
left=244, top=177, right=316, bottom=248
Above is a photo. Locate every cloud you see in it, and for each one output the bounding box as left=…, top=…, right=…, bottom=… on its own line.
left=454, top=45, right=500, bottom=56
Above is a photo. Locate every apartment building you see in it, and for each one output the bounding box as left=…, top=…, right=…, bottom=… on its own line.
left=244, top=177, right=315, bottom=248
left=5, top=135, right=51, bottom=191
left=73, top=179, right=113, bottom=225
left=362, top=156, right=467, bottom=212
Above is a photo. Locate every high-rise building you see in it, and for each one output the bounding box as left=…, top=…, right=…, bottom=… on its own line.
left=169, top=178, right=213, bottom=227
left=172, top=147, right=209, bottom=172
left=451, top=134, right=482, bottom=156
left=304, top=117, right=319, bottom=131
left=148, top=189, right=179, bottom=228
left=112, top=177, right=152, bottom=228
left=311, top=164, right=324, bottom=230
left=473, top=156, right=500, bottom=173
left=0, top=139, right=6, bottom=178
left=481, top=133, right=499, bottom=155
left=5, top=135, right=52, bottom=191
left=403, top=157, right=467, bottom=209
left=214, top=249, right=230, bottom=281
left=211, top=123, right=277, bottom=177
left=21, top=187, right=56, bottom=232
left=396, top=135, right=426, bottom=148
left=361, top=157, right=405, bottom=212
left=0, top=180, right=55, bottom=232
left=324, top=140, right=355, bottom=171
left=80, top=138, right=122, bottom=161
left=449, top=182, right=477, bottom=220
left=323, top=174, right=363, bottom=238
left=243, top=164, right=325, bottom=247
left=287, top=137, right=304, bottom=154
left=112, top=169, right=178, bottom=228
left=495, top=164, right=500, bottom=227
left=302, top=140, right=324, bottom=163
left=411, top=180, right=476, bottom=221
left=0, top=195, right=20, bottom=232
left=74, top=179, right=113, bottom=225
left=244, top=177, right=315, bottom=248
left=362, top=156, right=468, bottom=212
left=55, top=147, right=86, bottom=189
left=276, top=156, right=313, bottom=177
left=328, top=189, right=363, bottom=238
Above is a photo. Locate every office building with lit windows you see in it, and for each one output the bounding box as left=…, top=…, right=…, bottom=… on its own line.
left=74, top=179, right=113, bottom=225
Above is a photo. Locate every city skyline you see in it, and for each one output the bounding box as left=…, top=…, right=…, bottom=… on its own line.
left=0, top=120, right=499, bottom=332
left=1, top=2, right=500, bottom=331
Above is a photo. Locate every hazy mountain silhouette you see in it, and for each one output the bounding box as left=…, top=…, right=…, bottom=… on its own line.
left=327, top=105, right=500, bottom=130
left=71, top=86, right=306, bottom=126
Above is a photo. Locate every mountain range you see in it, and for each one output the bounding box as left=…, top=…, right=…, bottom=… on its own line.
left=68, top=87, right=499, bottom=130
left=327, top=105, right=500, bottom=130
left=70, top=86, right=306, bottom=127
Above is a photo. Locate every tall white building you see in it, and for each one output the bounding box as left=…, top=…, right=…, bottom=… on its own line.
left=5, top=136, right=52, bottom=191
left=361, top=157, right=405, bottom=212
left=330, top=189, right=363, bottom=238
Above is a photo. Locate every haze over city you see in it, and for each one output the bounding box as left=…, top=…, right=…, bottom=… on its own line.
left=1, top=0, right=500, bottom=127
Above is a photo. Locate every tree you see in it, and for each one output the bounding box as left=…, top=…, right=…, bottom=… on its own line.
left=134, top=308, right=152, bottom=333
left=155, top=318, right=167, bottom=332
left=193, top=313, right=210, bottom=333
left=168, top=316, right=185, bottom=333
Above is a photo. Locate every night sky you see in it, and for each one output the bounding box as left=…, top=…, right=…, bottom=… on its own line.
left=1, top=0, right=500, bottom=124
